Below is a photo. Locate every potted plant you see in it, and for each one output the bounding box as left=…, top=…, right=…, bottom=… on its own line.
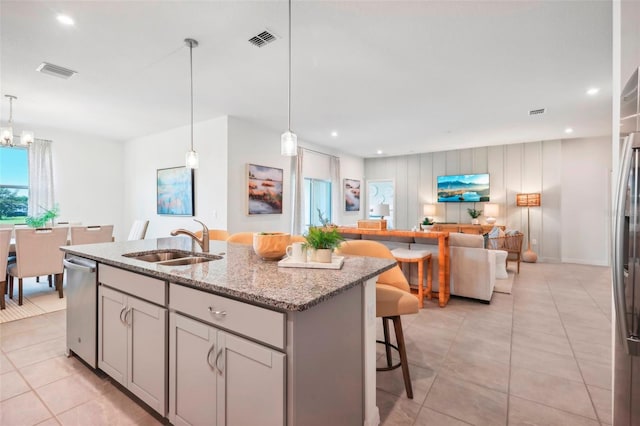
left=467, top=206, right=483, bottom=225
left=25, top=205, right=59, bottom=228
left=304, top=226, right=344, bottom=263
left=420, top=216, right=435, bottom=231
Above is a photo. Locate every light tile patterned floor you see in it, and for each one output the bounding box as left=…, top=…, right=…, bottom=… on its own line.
left=0, top=262, right=612, bottom=425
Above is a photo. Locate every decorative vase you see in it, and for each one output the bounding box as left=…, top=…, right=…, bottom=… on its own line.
left=252, top=232, right=291, bottom=260
left=310, top=248, right=332, bottom=263
left=471, top=218, right=480, bottom=225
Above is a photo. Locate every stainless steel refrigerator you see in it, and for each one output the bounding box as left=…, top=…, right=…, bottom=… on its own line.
left=614, top=66, right=640, bottom=426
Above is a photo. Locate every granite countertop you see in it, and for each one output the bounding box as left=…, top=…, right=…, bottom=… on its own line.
left=61, top=237, right=395, bottom=312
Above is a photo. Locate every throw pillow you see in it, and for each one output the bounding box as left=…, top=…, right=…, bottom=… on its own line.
left=494, top=250, right=509, bottom=279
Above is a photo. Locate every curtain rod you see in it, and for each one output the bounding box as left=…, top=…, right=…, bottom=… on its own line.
left=302, top=147, right=338, bottom=159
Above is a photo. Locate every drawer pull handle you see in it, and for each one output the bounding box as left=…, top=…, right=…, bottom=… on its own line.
left=206, top=344, right=216, bottom=371
left=207, top=307, right=227, bottom=317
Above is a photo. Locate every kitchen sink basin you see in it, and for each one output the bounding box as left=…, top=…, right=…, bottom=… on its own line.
left=123, top=249, right=222, bottom=265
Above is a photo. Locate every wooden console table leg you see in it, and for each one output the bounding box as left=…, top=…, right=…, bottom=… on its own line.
left=426, top=256, right=432, bottom=300
left=417, top=259, right=424, bottom=309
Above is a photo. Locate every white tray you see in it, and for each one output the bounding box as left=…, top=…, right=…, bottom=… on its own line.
left=278, top=255, right=344, bottom=270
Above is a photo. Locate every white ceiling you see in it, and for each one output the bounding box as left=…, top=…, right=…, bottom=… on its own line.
left=0, top=1, right=613, bottom=158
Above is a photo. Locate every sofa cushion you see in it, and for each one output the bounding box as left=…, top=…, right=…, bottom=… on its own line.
left=494, top=250, right=509, bottom=279
left=449, top=232, right=484, bottom=248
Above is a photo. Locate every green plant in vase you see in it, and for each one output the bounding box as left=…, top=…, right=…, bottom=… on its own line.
left=304, top=226, right=344, bottom=263
left=467, top=205, right=482, bottom=225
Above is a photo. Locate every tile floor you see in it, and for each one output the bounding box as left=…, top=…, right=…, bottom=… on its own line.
left=0, top=262, right=612, bottom=425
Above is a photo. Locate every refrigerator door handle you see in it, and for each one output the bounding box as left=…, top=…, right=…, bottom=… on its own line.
left=614, top=133, right=637, bottom=355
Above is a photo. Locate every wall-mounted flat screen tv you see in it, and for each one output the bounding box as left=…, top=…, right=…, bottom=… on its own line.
left=437, top=173, right=490, bottom=202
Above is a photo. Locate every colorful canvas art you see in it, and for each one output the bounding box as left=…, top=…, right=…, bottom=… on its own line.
left=248, top=164, right=283, bottom=215
left=157, top=167, right=194, bottom=216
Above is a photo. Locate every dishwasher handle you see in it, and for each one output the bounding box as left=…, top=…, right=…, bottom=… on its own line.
left=63, top=258, right=96, bottom=273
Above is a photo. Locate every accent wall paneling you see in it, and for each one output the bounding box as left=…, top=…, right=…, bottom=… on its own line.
left=365, top=137, right=611, bottom=265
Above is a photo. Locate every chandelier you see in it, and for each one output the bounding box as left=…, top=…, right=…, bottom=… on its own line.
left=1, top=95, right=34, bottom=147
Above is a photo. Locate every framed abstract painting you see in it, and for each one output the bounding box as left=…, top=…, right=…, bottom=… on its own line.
left=247, top=163, right=283, bottom=215
left=344, top=178, right=361, bottom=211
left=157, top=166, right=195, bottom=216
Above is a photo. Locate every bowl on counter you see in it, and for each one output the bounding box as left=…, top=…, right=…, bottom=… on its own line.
left=253, top=232, right=291, bottom=260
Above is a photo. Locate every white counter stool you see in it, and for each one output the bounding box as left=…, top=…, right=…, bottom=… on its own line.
left=391, top=248, right=432, bottom=308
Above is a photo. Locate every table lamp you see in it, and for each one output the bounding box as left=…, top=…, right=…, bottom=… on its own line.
left=371, top=203, right=390, bottom=220
left=516, top=193, right=541, bottom=263
left=483, top=203, right=499, bottom=225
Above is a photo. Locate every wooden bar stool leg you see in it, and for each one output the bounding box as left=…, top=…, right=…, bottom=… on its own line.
left=382, top=317, right=393, bottom=367
left=8, top=275, right=13, bottom=299
left=18, top=278, right=23, bottom=306
left=0, top=280, right=5, bottom=309
left=392, top=315, right=413, bottom=399
left=56, top=274, right=64, bottom=298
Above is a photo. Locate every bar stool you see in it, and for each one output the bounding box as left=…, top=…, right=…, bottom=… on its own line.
left=391, top=248, right=432, bottom=308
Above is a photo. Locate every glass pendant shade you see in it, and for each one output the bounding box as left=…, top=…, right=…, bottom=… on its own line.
left=281, top=130, right=297, bottom=156
left=20, top=130, right=34, bottom=145
left=185, top=150, right=199, bottom=169
left=1, top=126, right=13, bottom=146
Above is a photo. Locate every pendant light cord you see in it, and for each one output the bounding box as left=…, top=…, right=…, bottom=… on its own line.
left=189, top=42, right=194, bottom=152
left=287, top=0, right=292, bottom=132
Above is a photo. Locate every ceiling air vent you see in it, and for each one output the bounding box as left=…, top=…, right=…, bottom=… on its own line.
left=248, top=30, right=277, bottom=48
left=528, top=108, right=546, bottom=116
left=36, top=62, right=77, bottom=79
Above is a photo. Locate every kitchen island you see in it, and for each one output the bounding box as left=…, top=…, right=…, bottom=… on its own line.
left=61, top=237, right=395, bottom=426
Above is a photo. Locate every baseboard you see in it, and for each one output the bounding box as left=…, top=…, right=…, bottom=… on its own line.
left=559, top=257, right=610, bottom=267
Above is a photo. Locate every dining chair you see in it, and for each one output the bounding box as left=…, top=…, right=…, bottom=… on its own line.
left=226, top=232, right=255, bottom=245
left=195, top=229, right=230, bottom=241
left=7, top=227, right=68, bottom=305
left=290, top=235, right=307, bottom=243
left=70, top=225, right=114, bottom=245
left=0, top=229, right=11, bottom=309
left=336, top=240, right=419, bottom=398
left=127, top=220, right=149, bottom=240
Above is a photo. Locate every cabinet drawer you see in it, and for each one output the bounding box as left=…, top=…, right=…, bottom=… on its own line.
left=99, top=264, right=167, bottom=306
left=170, top=284, right=285, bottom=350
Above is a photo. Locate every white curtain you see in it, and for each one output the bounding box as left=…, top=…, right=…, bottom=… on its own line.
left=291, top=147, right=305, bottom=235
left=330, top=155, right=340, bottom=224
left=28, top=139, right=55, bottom=216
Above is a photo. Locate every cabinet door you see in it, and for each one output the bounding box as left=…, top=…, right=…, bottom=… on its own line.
left=217, top=331, right=285, bottom=426
left=169, top=313, right=217, bottom=426
left=127, top=296, right=167, bottom=416
left=98, top=286, right=128, bottom=386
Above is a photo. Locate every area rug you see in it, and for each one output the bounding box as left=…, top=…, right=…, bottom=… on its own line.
left=0, top=278, right=67, bottom=323
left=494, top=272, right=515, bottom=294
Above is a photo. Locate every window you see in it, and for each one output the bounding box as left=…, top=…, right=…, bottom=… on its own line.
left=304, top=178, right=331, bottom=229
left=0, top=146, right=29, bottom=224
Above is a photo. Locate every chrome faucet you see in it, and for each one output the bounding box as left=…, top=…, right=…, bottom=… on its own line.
left=170, top=219, right=210, bottom=253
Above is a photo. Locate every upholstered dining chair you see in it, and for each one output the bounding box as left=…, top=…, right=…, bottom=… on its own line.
left=70, top=225, right=114, bottom=245
left=226, top=232, right=255, bottom=245
left=336, top=240, right=419, bottom=398
left=8, top=227, right=68, bottom=305
left=0, top=229, right=11, bottom=309
left=127, top=220, right=149, bottom=240
left=195, top=229, right=230, bottom=241
left=290, top=235, right=307, bottom=243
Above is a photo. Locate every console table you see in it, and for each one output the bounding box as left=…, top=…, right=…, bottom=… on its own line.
left=430, top=224, right=504, bottom=234
left=337, top=228, right=451, bottom=307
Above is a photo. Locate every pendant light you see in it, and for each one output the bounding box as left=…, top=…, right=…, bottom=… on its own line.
left=184, top=38, right=199, bottom=169
left=1, top=95, right=34, bottom=147
left=281, top=0, right=297, bottom=156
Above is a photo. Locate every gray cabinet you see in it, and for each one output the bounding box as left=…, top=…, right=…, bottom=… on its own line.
left=98, top=285, right=167, bottom=416
left=169, top=312, right=285, bottom=426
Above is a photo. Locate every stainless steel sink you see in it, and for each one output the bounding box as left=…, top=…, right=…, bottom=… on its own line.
left=156, top=256, right=216, bottom=266
left=123, top=249, right=222, bottom=265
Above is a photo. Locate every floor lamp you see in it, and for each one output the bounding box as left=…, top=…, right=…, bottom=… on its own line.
left=516, top=193, right=541, bottom=263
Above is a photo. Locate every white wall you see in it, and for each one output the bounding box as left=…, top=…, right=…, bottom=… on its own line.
left=123, top=116, right=228, bottom=239
left=40, top=126, right=126, bottom=240
left=365, top=136, right=611, bottom=265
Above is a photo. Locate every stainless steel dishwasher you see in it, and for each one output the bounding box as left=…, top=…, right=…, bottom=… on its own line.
left=63, top=255, right=98, bottom=368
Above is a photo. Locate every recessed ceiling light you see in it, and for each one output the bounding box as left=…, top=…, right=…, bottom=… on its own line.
left=376, top=150, right=383, bottom=155
left=565, top=127, right=574, bottom=134
left=586, top=87, right=600, bottom=96
left=56, top=14, right=74, bottom=26
left=331, top=131, right=338, bottom=137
